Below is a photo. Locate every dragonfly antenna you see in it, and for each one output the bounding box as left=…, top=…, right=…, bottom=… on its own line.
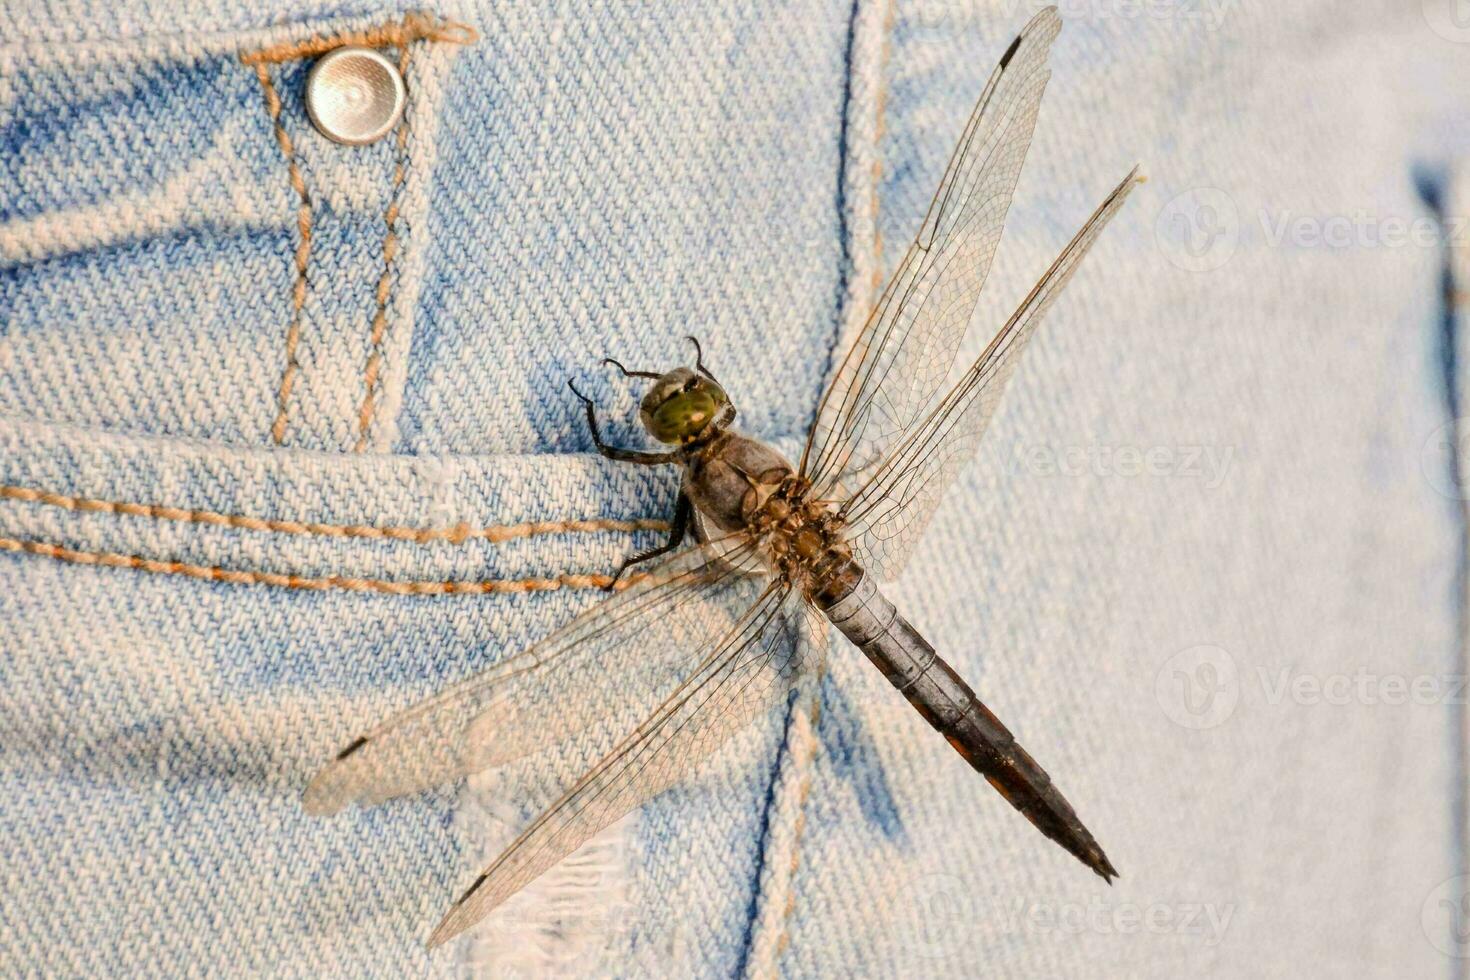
left=686, top=336, right=719, bottom=382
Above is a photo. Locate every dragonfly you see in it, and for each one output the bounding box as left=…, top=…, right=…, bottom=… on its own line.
left=305, top=6, right=1139, bottom=948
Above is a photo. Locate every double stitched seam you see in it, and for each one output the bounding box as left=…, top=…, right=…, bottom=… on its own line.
left=0, top=483, right=664, bottom=591
left=753, top=2, right=894, bottom=973
left=248, top=59, right=313, bottom=446
left=0, top=536, right=649, bottom=595
left=0, top=484, right=668, bottom=545
left=238, top=12, right=476, bottom=67
left=353, top=40, right=413, bottom=452
left=241, top=14, right=478, bottom=447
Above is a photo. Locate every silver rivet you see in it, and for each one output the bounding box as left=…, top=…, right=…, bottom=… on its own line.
left=305, top=46, right=405, bottom=146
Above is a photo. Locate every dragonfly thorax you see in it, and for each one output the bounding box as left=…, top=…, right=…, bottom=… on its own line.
left=684, top=432, right=792, bottom=533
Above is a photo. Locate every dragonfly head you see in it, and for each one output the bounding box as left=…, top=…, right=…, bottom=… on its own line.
left=639, top=367, right=730, bottom=444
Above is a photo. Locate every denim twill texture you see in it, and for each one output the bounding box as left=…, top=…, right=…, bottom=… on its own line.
left=1, top=1, right=1468, bottom=977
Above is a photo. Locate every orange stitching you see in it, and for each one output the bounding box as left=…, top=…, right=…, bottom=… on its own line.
left=353, top=40, right=414, bottom=452
left=239, top=12, right=477, bottom=66
left=241, top=13, right=475, bottom=448
left=249, top=60, right=314, bottom=446
left=0, top=536, right=645, bottom=595
left=0, top=484, right=669, bottom=544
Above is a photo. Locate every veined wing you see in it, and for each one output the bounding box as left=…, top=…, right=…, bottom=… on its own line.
left=303, top=535, right=770, bottom=816
left=799, top=7, right=1061, bottom=500
left=840, top=168, right=1142, bottom=579
left=428, top=585, right=826, bottom=947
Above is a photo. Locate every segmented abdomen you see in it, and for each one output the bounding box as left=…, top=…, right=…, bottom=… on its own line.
left=814, top=566, right=1116, bottom=881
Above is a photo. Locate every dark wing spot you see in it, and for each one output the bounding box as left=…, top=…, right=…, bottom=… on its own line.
left=454, top=873, right=489, bottom=907
left=999, top=33, right=1023, bottom=69
left=335, top=735, right=369, bottom=760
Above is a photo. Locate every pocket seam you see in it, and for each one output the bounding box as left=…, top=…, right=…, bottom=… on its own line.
left=0, top=482, right=668, bottom=545
left=237, top=11, right=476, bottom=67
left=0, top=534, right=645, bottom=595
left=239, top=12, right=479, bottom=448
left=247, top=58, right=314, bottom=447
left=354, top=39, right=413, bottom=453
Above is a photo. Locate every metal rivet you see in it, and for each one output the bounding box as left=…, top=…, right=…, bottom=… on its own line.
left=305, top=46, right=405, bottom=146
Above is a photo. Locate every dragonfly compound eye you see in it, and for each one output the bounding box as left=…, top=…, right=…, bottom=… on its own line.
left=643, top=387, right=723, bottom=443
left=638, top=368, right=728, bottom=444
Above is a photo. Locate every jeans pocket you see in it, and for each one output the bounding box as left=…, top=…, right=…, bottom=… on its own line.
left=0, top=410, right=683, bottom=973
left=0, top=11, right=475, bottom=451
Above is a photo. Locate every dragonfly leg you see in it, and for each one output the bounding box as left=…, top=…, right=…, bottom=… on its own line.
left=568, top=380, right=680, bottom=465
left=606, top=492, right=691, bottom=590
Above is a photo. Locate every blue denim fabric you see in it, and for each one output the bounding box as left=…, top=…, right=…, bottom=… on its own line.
left=1, top=0, right=1468, bottom=977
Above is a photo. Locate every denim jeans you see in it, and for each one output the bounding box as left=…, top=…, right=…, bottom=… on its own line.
left=2, top=1, right=1467, bottom=976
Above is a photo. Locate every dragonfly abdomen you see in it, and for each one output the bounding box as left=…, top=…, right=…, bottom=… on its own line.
left=814, top=565, right=1118, bottom=882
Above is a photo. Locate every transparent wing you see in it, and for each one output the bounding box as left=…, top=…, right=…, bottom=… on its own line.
left=303, top=534, right=770, bottom=816
left=427, top=586, right=827, bottom=947
left=840, top=169, right=1142, bottom=579
left=799, top=7, right=1061, bottom=499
